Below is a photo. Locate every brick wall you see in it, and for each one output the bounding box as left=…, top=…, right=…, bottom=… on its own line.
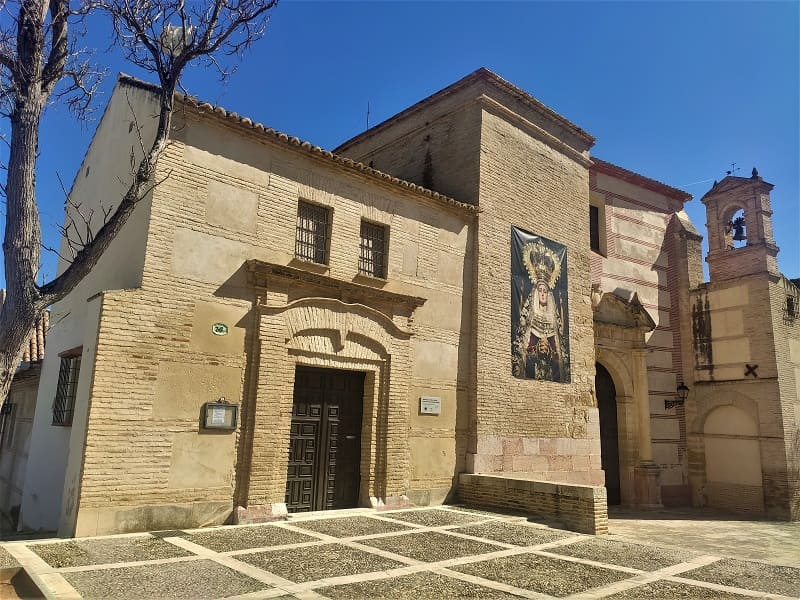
left=69, top=94, right=474, bottom=534
left=457, top=473, right=608, bottom=534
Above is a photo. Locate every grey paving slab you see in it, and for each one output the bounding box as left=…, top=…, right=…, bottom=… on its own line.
left=187, top=524, right=318, bottom=552
left=451, top=553, right=630, bottom=597
left=452, top=521, right=573, bottom=546
left=236, top=543, right=405, bottom=583
left=604, top=579, right=755, bottom=599
left=319, top=570, right=521, bottom=599
left=548, top=537, right=697, bottom=571
left=290, top=515, right=412, bottom=538
left=62, top=558, right=268, bottom=599
left=359, top=531, right=504, bottom=562
left=609, top=507, right=800, bottom=567
left=29, top=535, right=194, bottom=568
left=0, top=546, right=19, bottom=569
left=381, top=509, right=485, bottom=527
left=679, top=557, right=800, bottom=597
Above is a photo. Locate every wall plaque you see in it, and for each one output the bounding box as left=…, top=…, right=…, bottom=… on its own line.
left=419, top=396, right=442, bottom=415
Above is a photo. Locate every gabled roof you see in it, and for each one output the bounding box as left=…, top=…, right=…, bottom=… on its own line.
left=592, top=288, right=657, bottom=331
left=118, top=75, right=476, bottom=214
left=702, top=173, right=774, bottom=200
left=0, top=290, right=47, bottom=364
left=591, top=158, right=691, bottom=202
left=335, top=67, right=595, bottom=153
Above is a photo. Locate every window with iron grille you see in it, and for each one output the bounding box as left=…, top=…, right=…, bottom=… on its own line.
left=359, top=220, right=387, bottom=278
left=295, top=201, right=330, bottom=264
left=53, top=355, right=81, bottom=426
left=0, top=398, right=15, bottom=449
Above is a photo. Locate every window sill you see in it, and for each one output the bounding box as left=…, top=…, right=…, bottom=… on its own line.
left=353, top=273, right=388, bottom=288
left=289, top=257, right=330, bottom=275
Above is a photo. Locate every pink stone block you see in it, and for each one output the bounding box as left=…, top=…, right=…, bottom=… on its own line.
left=539, top=438, right=558, bottom=455
left=502, top=437, right=524, bottom=456
left=548, top=455, right=572, bottom=471
left=522, top=438, right=540, bottom=455
left=477, top=435, right=503, bottom=455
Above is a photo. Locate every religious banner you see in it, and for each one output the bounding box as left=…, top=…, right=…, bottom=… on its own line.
left=511, top=226, right=571, bottom=382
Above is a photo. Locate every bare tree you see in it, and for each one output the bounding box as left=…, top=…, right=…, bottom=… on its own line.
left=0, top=0, right=278, bottom=401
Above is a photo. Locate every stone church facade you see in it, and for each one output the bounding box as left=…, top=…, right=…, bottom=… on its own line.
left=8, top=68, right=799, bottom=537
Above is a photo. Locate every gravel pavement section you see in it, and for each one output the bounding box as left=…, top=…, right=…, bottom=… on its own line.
left=679, top=557, right=800, bottom=597
left=290, top=516, right=412, bottom=538
left=451, top=552, right=630, bottom=597
left=0, top=546, right=19, bottom=569
left=187, top=524, right=317, bottom=552
left=320, top=570, right=520, bottom=599
left=359, top=530, right=504, bottom=562
left=452, top=521, right=573, bottom=546
left=548, top=537, right=696, bottom=571
left=30, top=536, right=193, bottom=568
left=604, top=579, right=755, bottom=599
left=62, top=558, right=268, bottom=599
left=382, top=509, right=485, bottom=527
left=237, top=543, right=405, bottom=582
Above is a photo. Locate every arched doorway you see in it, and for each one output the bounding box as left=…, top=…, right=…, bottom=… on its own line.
left=596, top=363, right=621, bottom=505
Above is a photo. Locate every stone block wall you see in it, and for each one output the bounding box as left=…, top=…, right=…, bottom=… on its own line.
left=457, top=473, right=608, bottom=534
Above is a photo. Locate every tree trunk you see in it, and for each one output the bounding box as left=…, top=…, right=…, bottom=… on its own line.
left=0, top=61, right=47, bottom=402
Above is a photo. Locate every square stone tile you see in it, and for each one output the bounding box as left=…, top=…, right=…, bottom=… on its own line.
left=359, top=531, right=504, bottom=562
left=451, top=553, right=630, bottom=597
left=63, top=558, right=268, bottom=599
left=188, top=524, right=318, bottom=552
left=382, top=509, right=485, bottom=527
left=29, top=535, right=193, bottom=568
left=548, top=537, right=696, bottom=571
left=320, top=570, right=520, bottom=599
left=452, top=521, right=572, bottom=546
left=237, top=543, right=405, bottom=583
left=290, top=516, right=413, bottom=538
left=680, top=558, right=800, bottom=597
left=605, top=579, right=754, bottom=599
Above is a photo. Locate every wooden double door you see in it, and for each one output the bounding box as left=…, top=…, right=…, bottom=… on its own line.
left=285, top=367, right=365, bottom=512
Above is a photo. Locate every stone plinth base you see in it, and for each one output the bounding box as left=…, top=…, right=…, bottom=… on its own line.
left=370, top=495, right=412, bottom=511
left=234, top=503, right=288, bottom=524
left=457, top=473, right=608, bottom=534
left=634, top=462, right=663, bottom=509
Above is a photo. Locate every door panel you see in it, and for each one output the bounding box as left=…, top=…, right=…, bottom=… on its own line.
left=596, top=363, right=621, bottom=505
left=285, top=367, right=364, bottom=512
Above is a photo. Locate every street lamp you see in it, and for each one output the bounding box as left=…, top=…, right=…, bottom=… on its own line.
left=665, top=382, right=689, bottom=410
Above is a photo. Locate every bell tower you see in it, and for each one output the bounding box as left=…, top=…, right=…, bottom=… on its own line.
left=702, top=168, right=779, bottom=281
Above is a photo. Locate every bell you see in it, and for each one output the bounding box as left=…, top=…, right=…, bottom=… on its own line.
left=732, top=217, right=746, bottom=241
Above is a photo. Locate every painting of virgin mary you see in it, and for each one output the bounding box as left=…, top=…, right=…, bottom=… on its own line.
left=511, top=227, right=571, bottom=382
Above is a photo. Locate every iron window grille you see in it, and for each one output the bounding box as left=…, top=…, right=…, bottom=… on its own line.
left=295, top=201, right=330, bottom=264
left=786, top=294, right=799, bottom=324
left=359, top=221, right=387, bottom=278
left=53, top=355, right=81, bottom=426
left=0, top=399, right=15, bottom=450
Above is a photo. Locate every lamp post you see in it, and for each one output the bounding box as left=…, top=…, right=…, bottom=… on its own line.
left=665, top=382, right=689, bottom=410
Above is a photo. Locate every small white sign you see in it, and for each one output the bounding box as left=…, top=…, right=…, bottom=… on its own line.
left=210, top=406, right=227, bottom=425
left=419, top=396, right=442, bottom=415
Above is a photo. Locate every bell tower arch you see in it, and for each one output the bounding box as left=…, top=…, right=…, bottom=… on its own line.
left=702, top=168, right=779, bottom=281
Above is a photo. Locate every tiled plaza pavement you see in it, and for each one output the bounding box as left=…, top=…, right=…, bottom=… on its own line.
left=1, top=506, right=799, bottom=599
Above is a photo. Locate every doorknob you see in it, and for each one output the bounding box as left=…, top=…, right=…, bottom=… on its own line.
left=345, top=435, right=356, bottom=440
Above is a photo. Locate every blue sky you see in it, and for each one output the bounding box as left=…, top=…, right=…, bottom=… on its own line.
left=4, top=0, right=799, bottom=287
